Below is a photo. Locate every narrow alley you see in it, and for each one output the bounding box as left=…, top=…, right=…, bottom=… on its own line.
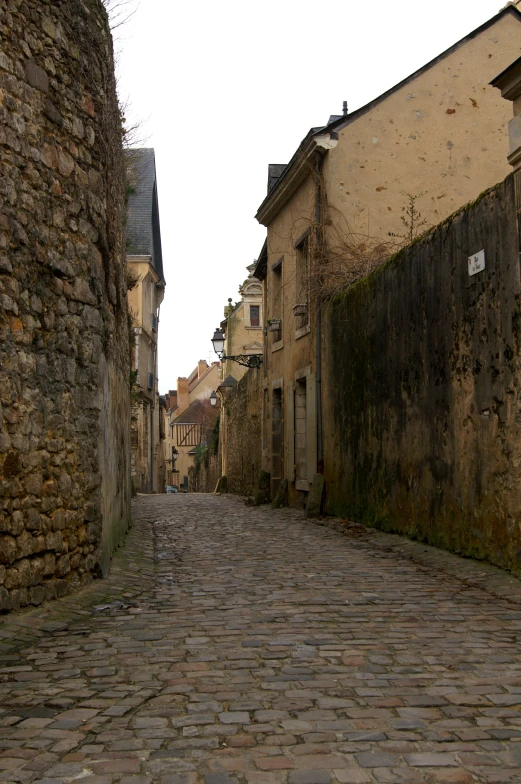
left=2, top=495, right=521, bottom=784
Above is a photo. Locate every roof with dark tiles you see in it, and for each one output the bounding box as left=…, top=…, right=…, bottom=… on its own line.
left=125, top=148, right=165, bottom=282
left=173, top=399, right=215, bottom=425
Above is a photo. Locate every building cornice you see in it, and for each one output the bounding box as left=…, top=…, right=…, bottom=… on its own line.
left=255, top=134, right=338, bottom=227
left=126, top=255, right=163, bottom=283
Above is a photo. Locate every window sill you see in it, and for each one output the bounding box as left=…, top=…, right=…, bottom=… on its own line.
left=295, top=323, right=311, bottom=340
left=245, top=325, right=261, bottom=330
left=271, top=340, right=284, bottom=352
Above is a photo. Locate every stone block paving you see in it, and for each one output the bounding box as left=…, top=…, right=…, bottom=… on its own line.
left=2, top=495, right=521, bottom=783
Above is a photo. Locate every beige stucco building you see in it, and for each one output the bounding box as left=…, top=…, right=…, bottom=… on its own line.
left=165, top=362, right=220, bottom=490
left=219, top=264, right=263, bottom=383
left=213, top=264, right=264, bottom=481
left=126, top=149, right=166, bottom=493
left=254, top=5, right=521, bottom=506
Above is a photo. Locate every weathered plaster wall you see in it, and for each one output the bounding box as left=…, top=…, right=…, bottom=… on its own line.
left=325, top=11, right=521, bottom=240
left=324, top=174, right=521, bottom=572
left=0, top=0, right=131, bottom=608
left=188, top=364, right=220, bottom=402
left=263, top=176, right=317, bottom=501
left=225, top=369, right=263, bottom=496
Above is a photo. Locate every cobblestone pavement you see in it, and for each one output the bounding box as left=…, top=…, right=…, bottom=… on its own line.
left=3, top=495, right=521, bottom=784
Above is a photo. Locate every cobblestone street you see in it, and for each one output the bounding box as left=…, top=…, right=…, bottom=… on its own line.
left=3, top=495, right=521, bottom=783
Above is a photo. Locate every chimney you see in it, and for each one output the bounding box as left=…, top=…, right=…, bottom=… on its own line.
left=198, top=360, right=208, bottom=378
left=176, top=378, right=189, bottom=414
left=167, top=390, right=177, bottom=411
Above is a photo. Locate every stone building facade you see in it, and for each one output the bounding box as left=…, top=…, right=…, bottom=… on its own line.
left=0, top=0, right=131, bottom=610
left=219, top=264, right=263, bottom=383
left=191, top=366, right=263, bottom=497
left=126, top=149, right=165, bottom=494
left=254, top=5, right=521, bottom=507
left=211, top=264, right=264, bottom=489
left=222, top=368, right=263, bottom=497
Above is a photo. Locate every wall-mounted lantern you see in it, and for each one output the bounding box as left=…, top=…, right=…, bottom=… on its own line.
left=211, top=327, right=262, bottom=369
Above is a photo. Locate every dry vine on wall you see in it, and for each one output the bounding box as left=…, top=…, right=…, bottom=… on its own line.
left=307, top=163, right=429, bottom=304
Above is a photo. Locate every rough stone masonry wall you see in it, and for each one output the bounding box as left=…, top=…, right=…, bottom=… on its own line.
left=225, top=369, right=263, bottom=496
left=325, top=174, right=521, bottom=573
left=0, top=0, right=131, bottom=611
left=189, top=453, right=220, bottom=494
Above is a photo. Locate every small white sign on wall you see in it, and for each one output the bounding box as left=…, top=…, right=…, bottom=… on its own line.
left=468, top=249, right=486, bottom=276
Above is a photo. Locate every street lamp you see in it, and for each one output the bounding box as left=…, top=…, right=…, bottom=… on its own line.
left=211, top=328, right=225, bottom=356
left=209, top=390, right=218, bottom=407
left=211, top=327, right=262, bottom=369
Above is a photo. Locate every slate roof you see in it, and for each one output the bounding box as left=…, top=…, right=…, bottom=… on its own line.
left=219, top=375, right=238, bottom=390
left=268, top=164, right=286, bottom=193
left=253, top=239, right=267, bottom=281
left=125, top=148, right=165, bottom=282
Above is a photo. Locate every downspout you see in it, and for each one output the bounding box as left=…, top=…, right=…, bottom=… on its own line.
left=315, top=151, right=324, bottom=474
left=150, top=402, right=154, bottom=492
left=155, top=302, right=161, bottom=492
left=150, top=318, right=158, bottom=492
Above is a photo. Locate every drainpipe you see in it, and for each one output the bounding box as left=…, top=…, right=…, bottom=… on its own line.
left=155, top=303, right=161, bottom=492
left=150, top=399, right=155, bottom=492
left=315, top=151, right=324, bottom=474
left=150, top=335, right=157, bottom=492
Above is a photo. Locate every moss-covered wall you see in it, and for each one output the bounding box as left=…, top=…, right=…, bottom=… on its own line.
left=324, top=174, right=521, bottom=572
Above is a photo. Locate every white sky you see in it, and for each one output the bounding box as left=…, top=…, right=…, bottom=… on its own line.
left=114, top=0, right=509, bottom=394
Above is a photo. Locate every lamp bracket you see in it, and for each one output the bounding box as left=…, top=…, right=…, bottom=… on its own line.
left=220, top=353, right=262, bottom=369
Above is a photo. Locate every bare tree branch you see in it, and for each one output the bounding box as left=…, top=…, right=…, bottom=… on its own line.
left=102, top=0, right=139, bottom=31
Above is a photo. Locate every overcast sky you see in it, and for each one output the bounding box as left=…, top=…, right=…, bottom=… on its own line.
left=113, top=0, right=511, bottom=394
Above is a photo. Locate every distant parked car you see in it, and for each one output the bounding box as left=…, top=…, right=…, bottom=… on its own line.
left=165, top=485, right=178, bottom=494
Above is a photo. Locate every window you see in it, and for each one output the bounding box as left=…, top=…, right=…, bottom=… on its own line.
left=295, top=236, right=310, bottom=328
left=291, top=370, right=317, bottom=492
left=250, top=305, right=260, bottom=327
left=271, top=256, right=283, bottom=342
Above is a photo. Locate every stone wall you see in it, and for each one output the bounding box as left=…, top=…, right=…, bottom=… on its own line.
left=225, top=369, right=263, bottom=496
left=324, top=174, right=521, bottom=573
left=0, top=0, right=131, bottom=609
left=189, top=453, right=220, bottom=494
